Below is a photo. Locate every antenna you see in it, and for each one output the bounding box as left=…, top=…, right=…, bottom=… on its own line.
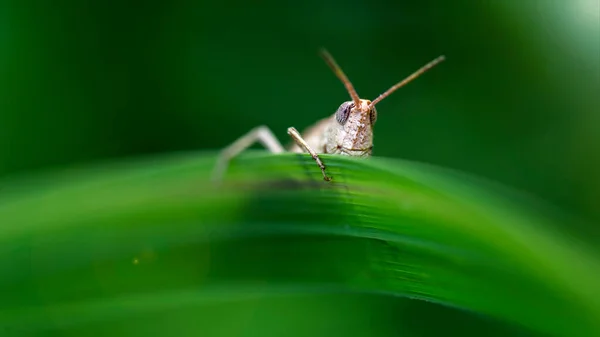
left=369, top=55, right=446, bottom=109
left=319, top=48, right=362, bottom=107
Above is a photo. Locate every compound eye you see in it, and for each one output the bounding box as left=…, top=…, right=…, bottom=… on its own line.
left=370, top=106, right=378, bottom=125
left=335, top=101, right=353, bottom=125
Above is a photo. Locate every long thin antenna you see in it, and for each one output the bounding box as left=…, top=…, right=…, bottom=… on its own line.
left=369, top=55, right=446, bottom=109
left=319, top=48, right=362, bottom=107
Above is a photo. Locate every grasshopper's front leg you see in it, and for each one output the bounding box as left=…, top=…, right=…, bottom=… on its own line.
left=287, top=127, right=331, bottom=181
left=211, top=125, right=331, bottom=182
left=211, top=125, right=285, bottom=182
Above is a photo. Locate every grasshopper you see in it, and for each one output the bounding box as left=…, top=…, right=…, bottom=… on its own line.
left=212, top=49, right=445, bottom=182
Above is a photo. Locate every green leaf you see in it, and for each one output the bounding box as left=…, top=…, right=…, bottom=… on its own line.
left=1, top=151, right=599, bottom=337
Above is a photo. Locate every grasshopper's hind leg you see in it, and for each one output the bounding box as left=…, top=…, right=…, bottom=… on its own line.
left=211, top=126, right=285, bottom=182
left=287, top=127, right=331, bottom=181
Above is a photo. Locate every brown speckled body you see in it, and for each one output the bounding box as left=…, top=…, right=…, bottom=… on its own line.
left=211, top=50, right=445, bottom=182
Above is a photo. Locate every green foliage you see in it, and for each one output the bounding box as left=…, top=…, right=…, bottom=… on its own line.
left=1, top=152, right=599, bottom=336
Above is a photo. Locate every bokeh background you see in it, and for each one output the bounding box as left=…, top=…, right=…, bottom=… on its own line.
left=1, top=1, right=599, bottom=336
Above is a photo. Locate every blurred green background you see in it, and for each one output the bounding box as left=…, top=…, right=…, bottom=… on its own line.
left=1, top=0, right=599, bottom=336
